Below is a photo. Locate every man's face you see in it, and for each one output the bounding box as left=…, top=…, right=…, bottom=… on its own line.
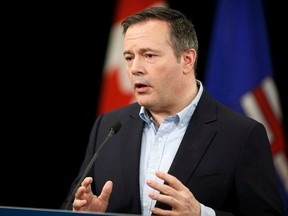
left=123, top=20, right=184, bottom=113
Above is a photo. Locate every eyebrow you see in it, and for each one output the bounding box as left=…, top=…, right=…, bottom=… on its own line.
left=123, top=48, right=159, bottom=56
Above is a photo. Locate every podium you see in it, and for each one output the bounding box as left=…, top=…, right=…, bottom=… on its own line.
left=0, top=206, right=140, bottom=216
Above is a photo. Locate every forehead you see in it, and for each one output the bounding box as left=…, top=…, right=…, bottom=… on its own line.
left=124, top=20, right=170, bottom=47
left=126, top=19, right=168, bottom=32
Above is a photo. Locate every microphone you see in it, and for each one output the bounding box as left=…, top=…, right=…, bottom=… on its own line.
left=64, top=122, right=122, bottom=210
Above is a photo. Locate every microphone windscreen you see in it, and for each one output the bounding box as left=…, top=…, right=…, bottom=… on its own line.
left=111, top=122, right=121, bottom=134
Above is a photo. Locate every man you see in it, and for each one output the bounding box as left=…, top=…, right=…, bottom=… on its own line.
left=61, top=7, right=285, bottom=216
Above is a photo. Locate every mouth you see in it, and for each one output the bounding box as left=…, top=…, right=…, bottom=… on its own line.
left=135, top=83, right=147, bottom=88
left=134, top=82, right=149, bottom=93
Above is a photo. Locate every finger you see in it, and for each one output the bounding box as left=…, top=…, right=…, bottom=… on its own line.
left=75, top=177, right=93, bottom=198
left=151, top=207, right=171, bottom=216
left=81, top=177, right=93, bottom=187
left=147, top=180, right=178, bottom=205
left=73, top=199, right=88, bottom=211
left=82, top=177, right=93, bottom=194
left=155, top=170, right=185, bottom=191
left=149, top=190, right=175, bottom=206
left=75, top=185, right=86, bottom=198
left=99, top=181, right=113, bottom=202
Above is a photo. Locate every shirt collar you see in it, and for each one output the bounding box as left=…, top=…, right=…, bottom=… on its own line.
left=139, top=79, right=203, bottom=125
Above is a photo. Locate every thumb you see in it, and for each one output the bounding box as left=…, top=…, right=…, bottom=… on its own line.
left=99, top=180, right=113, bottom=202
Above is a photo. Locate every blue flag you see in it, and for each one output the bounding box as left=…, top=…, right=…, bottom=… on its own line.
left=204, top=0, right=288, bottom=214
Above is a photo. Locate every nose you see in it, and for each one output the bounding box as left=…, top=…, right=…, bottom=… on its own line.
left=130, top=57, right=144, bottom=76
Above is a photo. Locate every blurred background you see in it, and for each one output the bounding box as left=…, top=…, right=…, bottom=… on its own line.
left=1, top=0, right=287, bottom=210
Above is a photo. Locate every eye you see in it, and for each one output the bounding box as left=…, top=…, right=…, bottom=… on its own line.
left=125, top=56, right=133, bottom=61
left=144, top=53, right=154, bottom=59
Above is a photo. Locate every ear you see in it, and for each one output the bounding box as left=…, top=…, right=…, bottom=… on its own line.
left=182, top=49, right=197, bottom=74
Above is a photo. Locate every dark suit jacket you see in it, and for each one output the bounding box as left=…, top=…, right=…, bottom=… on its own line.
left=62, top=89, right=284, bottom=215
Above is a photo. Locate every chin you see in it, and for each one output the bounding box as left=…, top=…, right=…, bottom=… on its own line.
left=135, top=95, right=154, bottom=108
left=137, top=100, right=150, bottom=108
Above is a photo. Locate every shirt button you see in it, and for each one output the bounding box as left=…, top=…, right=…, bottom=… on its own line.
left=143, top=202, right=148, bottom=208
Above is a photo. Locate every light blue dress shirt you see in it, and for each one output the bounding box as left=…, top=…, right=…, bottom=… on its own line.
left=139, top=80, right=215, bottom=216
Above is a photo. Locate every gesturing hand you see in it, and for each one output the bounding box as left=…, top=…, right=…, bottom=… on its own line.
left=146, top=170, right=201, bottom=216
left=72, top=177, right=113, bottom=213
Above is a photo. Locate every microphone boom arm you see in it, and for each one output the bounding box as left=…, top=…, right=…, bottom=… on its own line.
left=64, top=123, right=121, bottom=210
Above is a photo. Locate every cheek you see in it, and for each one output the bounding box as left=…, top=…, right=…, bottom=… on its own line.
left=164, top=68, right=184, bottom=93
left=128, top=74, right=134, bottom=88
left=163, top=64, right=182, bottom=81
left=126, top=67, right=133, bottom=79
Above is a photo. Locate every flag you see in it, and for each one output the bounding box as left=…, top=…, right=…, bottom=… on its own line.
left=97, top=0, right=168, bottom=115
left=204, top=0, right=288, bottom=213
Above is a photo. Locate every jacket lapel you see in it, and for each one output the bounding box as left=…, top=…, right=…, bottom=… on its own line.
left=168, top=89, right=217, bottom=185
left=119, top=105, right=144, bottom=211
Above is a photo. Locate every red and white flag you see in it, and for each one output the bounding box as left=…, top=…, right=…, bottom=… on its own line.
left=97, top=0, right=168, bottom=115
